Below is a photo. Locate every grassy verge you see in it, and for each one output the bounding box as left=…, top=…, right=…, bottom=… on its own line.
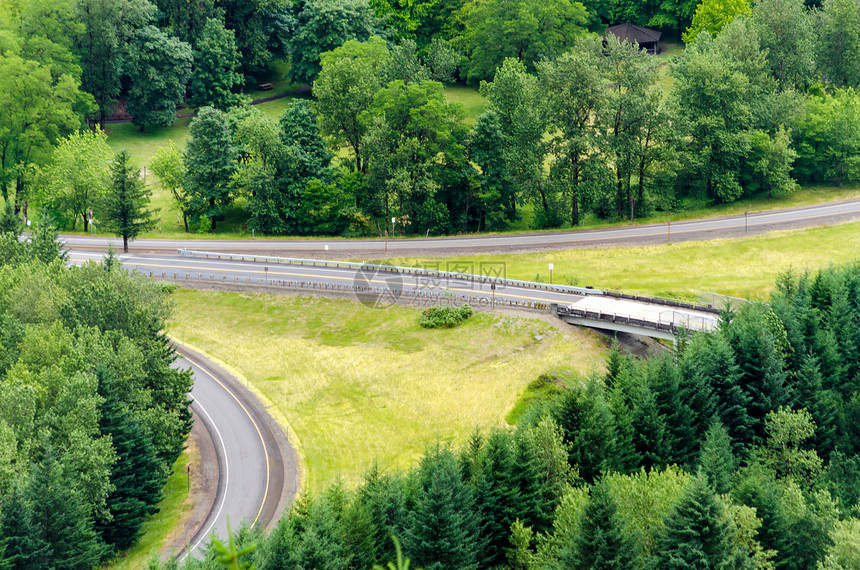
left=167, top=291, right=606, bottom=493
left=104, top=450, right=194, bottom=569
left=390, top=221, right=860, bottom=302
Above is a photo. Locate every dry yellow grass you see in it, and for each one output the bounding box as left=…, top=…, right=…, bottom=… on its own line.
left=168, top=291, right=606, bottom=493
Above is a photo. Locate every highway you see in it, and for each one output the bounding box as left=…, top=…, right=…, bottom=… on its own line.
left=69, top=249, right=721, bottom=333
left=68, top=198, right=843, bottom=554
left=62, top=197, right=860, bottom=256
left=173, top=347, right=297, bottom=560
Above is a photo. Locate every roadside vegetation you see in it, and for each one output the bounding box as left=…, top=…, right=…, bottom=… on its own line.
left=391, top=220, right=860, bottom=302
left=157, top=262, right=860, bottom=570
left=0, top=218, right=193, bottom=566
left=167, top=291, right=607, bottom=493
left=6, top=0, right=860, bottom=244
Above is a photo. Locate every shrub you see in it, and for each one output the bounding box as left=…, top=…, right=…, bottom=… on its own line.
left=419, top=305, right=474, bottom=328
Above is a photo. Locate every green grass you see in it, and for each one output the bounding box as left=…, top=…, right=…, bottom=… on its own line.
left=506, top=371, right=568, bottom=425
left=443, top=85, right=488, bottom=124
left=104, top=451, right=193, bottom=569
left=167, top=292, right=606, bottom=494
left=390, top=220, right=860, bottom=302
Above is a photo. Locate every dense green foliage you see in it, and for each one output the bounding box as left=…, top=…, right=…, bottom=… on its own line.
left=0, top=223, right=193, bottom=564
left=418, top=305, right=473, bottom=329
left=157, top=263, right=860, bottom=570
left=8, top=0, right=860, bottom=235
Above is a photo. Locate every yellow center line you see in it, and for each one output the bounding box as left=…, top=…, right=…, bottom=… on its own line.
left=70, top=256, right=564, bottom=303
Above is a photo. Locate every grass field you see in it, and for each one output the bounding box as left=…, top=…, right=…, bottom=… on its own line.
left=104, top=451, right=193, bottom=569
left=167, top=292, right=606, bottom=493
left=390, top=221, right=860, bottom=302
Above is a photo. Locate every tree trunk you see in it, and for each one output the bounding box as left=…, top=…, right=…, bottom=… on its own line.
left=123, top=235, right=129, bottom=253
left=183, top=213, right=189, bottom=232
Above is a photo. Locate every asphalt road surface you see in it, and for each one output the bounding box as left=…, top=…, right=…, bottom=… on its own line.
left=69, top=249, right=720, bottom=331
left=174, top=348, right=297, bottom=560
left=62, top=198, right=860, bottom=256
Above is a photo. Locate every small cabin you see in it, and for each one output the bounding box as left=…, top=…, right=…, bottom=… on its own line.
left=605, top=23, right=662, bottom=54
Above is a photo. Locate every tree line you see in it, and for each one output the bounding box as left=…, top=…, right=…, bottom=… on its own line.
left=151, top=262, right=860, bottom=570
left=0, top=220, right=193, bottom=567
left=5, top=0, right=860, bottom=236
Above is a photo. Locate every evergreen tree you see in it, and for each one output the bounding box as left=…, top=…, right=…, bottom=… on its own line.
left=654, top=476, right=738, bottom=569
left=554, top=383, right=618, bottom=482
left=188, top=17, right=244, bottom=110
left=29, top=214, right=69, bottom=264
left=404, top=447, right=480, bottom=570
left=25, top=448, right=107, bottom=569
left=473, top=430, right=519, bottom=567
left=698, top=421, right=735, bottom=495
left=0, top=201, right=18, bottom=235
left=630, top=380, right=669, bottom=470
left=102, top=151, right=158, bottom=253
left=0, top=485, right=51, bottom=570
left=184, top=107, right=237, bottom=230
left=95, top=370, right=164, bottom=550
left=566, top=481, right=638, bottom=569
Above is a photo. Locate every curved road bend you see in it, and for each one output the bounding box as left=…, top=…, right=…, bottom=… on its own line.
left=62, top=198, right=860, bottom=255
left=174, top=345, right=298, bottom=560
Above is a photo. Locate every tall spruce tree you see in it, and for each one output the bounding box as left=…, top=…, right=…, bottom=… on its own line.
left=96, top=370, right=164, bottom=550
left=473, top=430, right=519, bottom=567
left=0, top=484, right=51, bottom=570
left=0, top=201, right=18, bottom=235
left=404, top=448, right=481, bottom=570
left=654, top=476, right=738, bottom=569
left=554, top=383, right=618, bottom=482
left=566, top=481, right=638, bottom=570
left=25, top=448, right=107, bottom=569
left=698, top=421, right=735, bottom=495
left=102, top=151, right=158, bottom=253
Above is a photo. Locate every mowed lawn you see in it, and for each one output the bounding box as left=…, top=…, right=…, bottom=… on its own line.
left=391, top=221, right=860, bottom=302
left=167, top=292, right=606, bottom=493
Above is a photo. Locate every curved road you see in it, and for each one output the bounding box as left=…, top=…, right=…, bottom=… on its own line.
left=174, top=346, right=298, bottom=560
left=63, top=198, right=860, bottom=256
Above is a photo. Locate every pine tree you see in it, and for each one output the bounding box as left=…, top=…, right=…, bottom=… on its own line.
left=511, top=432, right=553, bottom=535
left=794, top=354, right=842, bottom=460
left=96, top=370, right=164, bottom=550
left=404, top=448, right=480, bottom=570
left=654, top=476, right=738, bottom=569
left=698, top=421, right=735, bottom=495
left=0, top=484, right=51, bottom=570
left=649, top=355, right=698, bottom=465
left=29, top=214, right=68, bottom=264
left=554, top=383, right=618, bottom=483
left=566, top=481, right=638, bottom=570
left=472, top=430, right=518, bottom=567
left=0, top=201, right=18, bottom=235
left=25, top=447, right=107, bottom=569
left=102, top=151, right=158, bottom=253
left=630, top=381, right=669, bottom=470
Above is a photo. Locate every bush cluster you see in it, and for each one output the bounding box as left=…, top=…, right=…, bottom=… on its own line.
left=419, top=305, right=474, bottom=328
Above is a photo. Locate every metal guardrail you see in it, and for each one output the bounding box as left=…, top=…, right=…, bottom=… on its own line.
left=176, top=249, right=725, bottom=314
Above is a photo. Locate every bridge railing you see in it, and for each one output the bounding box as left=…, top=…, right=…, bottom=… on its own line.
left=177, top=249, right=723, bottom=315
left=557, top=306, right=718, bottom=335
